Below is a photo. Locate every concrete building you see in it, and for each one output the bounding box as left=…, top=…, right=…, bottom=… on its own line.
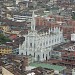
left=16, top=0, right=31, bottom=4
left=0, top=45, right=12, bottom=55
left=12, top=14, right=32, bottom=22
left=71, top=33, right=75, bottom=42
left=0, top=24, right=10, bottom=33
left=19, top=11, right=64, bottom=61
left=50, top=50, right=62, bottom=60
left=60, top=46, right=75, bottom=68
left=72, top=68, right=75, bottom=75
left=49, top=0, right=57, bottom=5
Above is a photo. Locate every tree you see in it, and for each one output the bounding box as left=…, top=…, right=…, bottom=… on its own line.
left=0, top=33, right=11, bottom=44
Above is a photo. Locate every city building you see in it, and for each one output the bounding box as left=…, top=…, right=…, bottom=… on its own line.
left=72, top=68, right=75, bottom=75
left=50, top=50, right=62, bottom=60
left=71, top=33, right=75, bottom=41
left=12, top=48, right=19, bottom=55
left=0, top=45, right=12, bottom=55
left=19, top=11, right=64, bottom=61
left=0, top=24, right=10, bottom=33
left=48, top=0, right=57, bottom=5
left=60, top=47, right=75, bottom=68
left=12, top=14, right=32, bottom=22
left=1, top=64, right=56, bottom=75
left=3, top=0, right=15, bottom=7
left=16, top=0, right=31, bottom=5
left=52, top=42, right=75, bottom=68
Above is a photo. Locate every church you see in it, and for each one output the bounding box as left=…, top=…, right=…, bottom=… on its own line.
left=19, top=11, right=64, bottom=61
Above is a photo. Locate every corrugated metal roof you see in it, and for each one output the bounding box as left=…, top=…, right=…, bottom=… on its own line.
left=29, top=62, right=66, bottom=72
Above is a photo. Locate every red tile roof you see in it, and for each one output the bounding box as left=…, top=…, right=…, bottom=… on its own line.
left=9, top=34, right=17, bottom=40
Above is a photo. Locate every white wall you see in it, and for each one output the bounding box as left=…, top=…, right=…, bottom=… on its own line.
left=2, top=67, right=14, bottom=75
left=71, top=34, right=75, bottom=41
left=72, top=68, right=75, bottom=75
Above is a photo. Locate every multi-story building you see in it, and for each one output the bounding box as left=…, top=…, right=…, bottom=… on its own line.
left=12, top=14, right=32, bottom=22
left=19, top=11, right=64, bottom=61
left=12, top=48, right=19, bottom=55
left=0, top=24, right=10, bottom=33
left=16, top=0, right=31, bottom=4
left=3, top=0, right=16, bottom=6
left=49, top=0, right=57, bottom=5
left=50, top=50, right=62, bottom=60
left=60, top=49, right=75, bottom=68
left=72, top=68, right=75, bottom=75
left=0, top=45, right=12, bottom=55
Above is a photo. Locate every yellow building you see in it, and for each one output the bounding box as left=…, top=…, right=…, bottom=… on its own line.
left=0, top=25, right=10, bottom=33
left=0, top=45, right=12, bottom=55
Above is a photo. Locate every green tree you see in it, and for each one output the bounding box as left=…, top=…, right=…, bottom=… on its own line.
left=0, top=34, right=11, bottom=44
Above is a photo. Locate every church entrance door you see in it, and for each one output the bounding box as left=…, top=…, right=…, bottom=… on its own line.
left=37, top=55, right=40, bottom=61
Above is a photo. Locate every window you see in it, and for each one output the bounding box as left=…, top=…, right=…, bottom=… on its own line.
left=52, top=40, right=53, bottom=43
left=46, top=41, right=48, bottom=45
left=26, top=51, right=27, bottom=55
left=57, top=38, right=59, bottom=41
left=26, top=42, right=28, bottom=48
left=40, top=43, right=42, bottom=46
left=21, top=53, right=23, bottom=55
left=29, top=54, right=31, bottom=56
left=43, top=42, right=45, bottom=46
left=34, top=53, right=35, bottom=57
left=43, top=54, right=44, bottom=58
left=49, top=52, right=50, bottom=56
left=46, top=54, right=47, bottom=60
left=34, top=43, right=35, bottom=48
left=49, top=41, right=51, bottom=44
left=22, top=46, right=24, bottom=50
left=55, top=39, right=56, bottom=42
left=30, top=43, right=32, bottom=47
left=56, top=56, right=59, bottom=59
left=56, top=52, right=59, bottom=54
left=60, top=38, right=61, bottom=41
left=72, top=57, right=75, bottom=59
left=52, top=51, right=55, bottom=54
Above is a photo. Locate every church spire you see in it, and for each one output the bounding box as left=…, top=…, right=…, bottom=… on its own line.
left=31, top=10, right=35, bottom=31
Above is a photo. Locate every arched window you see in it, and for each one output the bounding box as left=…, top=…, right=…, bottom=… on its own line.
left=43, top=54, right=44, bottom=58
left=46, top=41, right=48, bottom=45
left=21, top=53, right=23, bottom=55
left=55, top=39, right=56, bottom=42
left=49, top=52, right=50, bottom=56
left=49, top=41, right=51, bottom=44
left=29, top=54, right=31, bottom=56
left=60, top=38, right=61, bottom=41
left=46, top=54, right=47, bottom=60
left=26, top=51, right=27, bottom=55
left=34, top=52, right=35, bottom=57
left=52, top=40, right=53, bottom=43
left=30, top=43, right=32, bottom=47
left=37, top=55, right=40, bottom=61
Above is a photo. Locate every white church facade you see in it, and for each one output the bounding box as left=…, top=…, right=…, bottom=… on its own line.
left=19, top=11, right=64, bottom=61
